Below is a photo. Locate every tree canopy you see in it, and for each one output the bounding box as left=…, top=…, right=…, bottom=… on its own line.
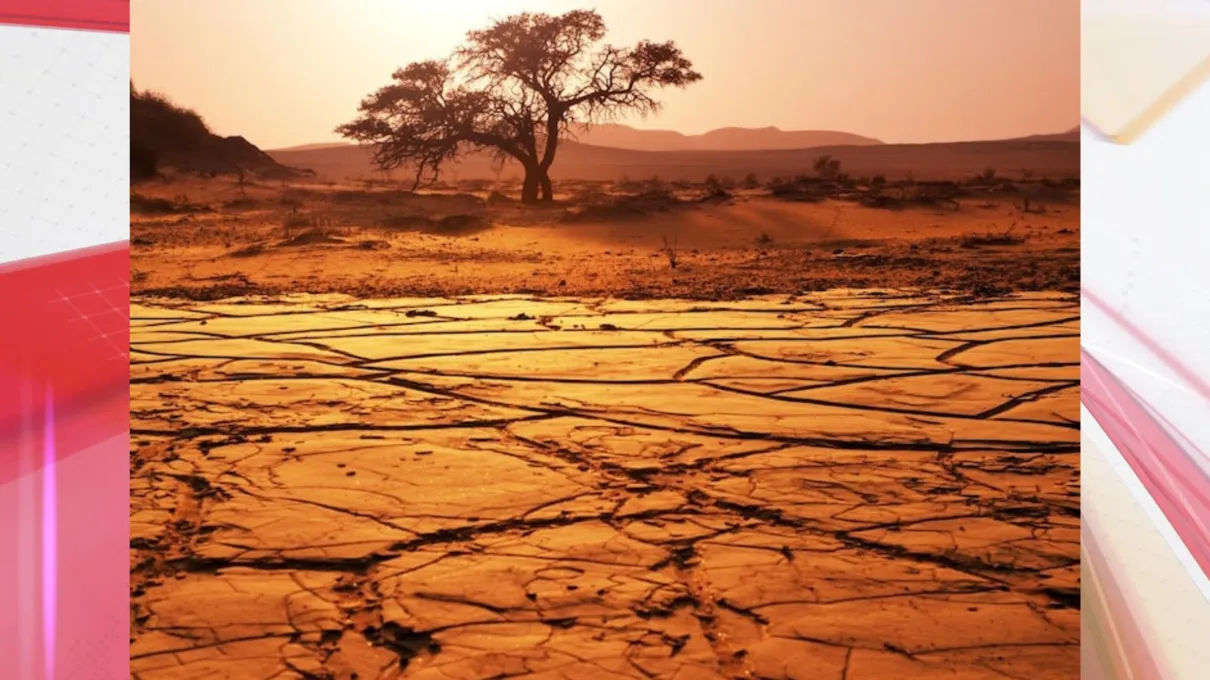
left=337, top=10, right=702, bottom=203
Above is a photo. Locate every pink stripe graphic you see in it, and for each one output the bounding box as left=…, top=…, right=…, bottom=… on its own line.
left=1083, top=349, right=1210, bottom=576
left=1084, top=287, right=1210, bottom=403
left=1082, top=287, right=1210, bottom=582
left=41, top=390, right=56, bottom=680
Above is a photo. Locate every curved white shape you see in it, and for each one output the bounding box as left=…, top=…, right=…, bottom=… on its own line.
left=0, top=24, right=128, bottom=265
left=1082, top=0, right=1210, bottom=142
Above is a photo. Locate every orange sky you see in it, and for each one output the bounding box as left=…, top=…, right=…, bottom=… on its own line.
left=131, top=0, right=1079, bottom=150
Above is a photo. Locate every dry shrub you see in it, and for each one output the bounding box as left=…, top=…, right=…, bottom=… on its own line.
left=661, top=234, right=679, bottom=269
left=961, top=225, right=1026, bottom=248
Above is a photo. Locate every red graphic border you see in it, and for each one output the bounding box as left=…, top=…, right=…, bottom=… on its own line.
left=0, top=0, right=128, bottom=32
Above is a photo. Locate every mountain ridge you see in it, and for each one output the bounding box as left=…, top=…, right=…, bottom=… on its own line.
left=268, top=122, right=1079, bottom=154
left=567, top=123, right=884, bottom=151
left=269, top=123, right=885, bottom=154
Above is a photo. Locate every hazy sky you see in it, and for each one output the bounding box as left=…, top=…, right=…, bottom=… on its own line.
left=132, top=0, right=1079, bottom=149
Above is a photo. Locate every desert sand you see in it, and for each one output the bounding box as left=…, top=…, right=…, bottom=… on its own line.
left=131, top=176, right=1078, bottom=302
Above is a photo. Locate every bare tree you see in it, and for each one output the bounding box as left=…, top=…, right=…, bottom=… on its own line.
left=336, top=10, right=702, bottom=204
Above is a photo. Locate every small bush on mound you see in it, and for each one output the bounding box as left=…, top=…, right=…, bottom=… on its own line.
left=699, top=187, right=731, bottom=203
left=968, top=167, right=998, bottom=186
left=703, top=174, right=735, bottom=194
left=961, top=226, right=1026, bottom=248
left=229, top=243, right=266, bottom=258
left=863, top=181, right=964, bottom=210
left=635, top=187, right=677, bottom=205
left=223, top=197, right=261, bottom=210
left=699, top=175, right=732, bottom=202
left=1042, top=177, right=1080, bottom=190
left=968, top=281, right=1013, bottom=298
left=614, top=176, right=645, bottom=194
left=131, top=193, right=179, bottom=214
left=767, top=180, right=820, bottom=202
left=434, top=214, right=490, bottom=235
left=561, top=190, right=682, bottom=223
left=859, top=194, right=901, bottom=209
left=131, top=192, right=208, bottom=214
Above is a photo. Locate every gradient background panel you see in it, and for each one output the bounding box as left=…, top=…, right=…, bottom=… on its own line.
left=1082, top=0, right=1210, bottom=677
left=0, top=1, right=130, bottom=678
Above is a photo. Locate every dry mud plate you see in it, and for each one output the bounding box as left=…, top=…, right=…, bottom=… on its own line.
left=130, top=292, right=1080, bottom=680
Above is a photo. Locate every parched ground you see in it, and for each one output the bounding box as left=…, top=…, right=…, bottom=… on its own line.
left=130, top=178, right=1080, bottom=302
left=129, top=291, right=1080, bottom=680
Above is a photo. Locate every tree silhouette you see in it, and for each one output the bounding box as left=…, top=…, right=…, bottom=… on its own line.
left=813, top=154, right=841, bottom=181
left=336, top=10, right=702, bottom=204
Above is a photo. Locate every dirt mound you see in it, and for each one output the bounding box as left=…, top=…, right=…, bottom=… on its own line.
left=279, top=229, right=345, bottom=246
left=131, top=87, right=310, bottom=181
left=486, top=190, right=515, bottom=205
left=130, top=192, right=209, bottom=214
left=561, top=190, right=685, bottom=224
left=379, top=213, right=491, bottom=236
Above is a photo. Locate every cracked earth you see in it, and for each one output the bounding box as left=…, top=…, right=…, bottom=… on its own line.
left=129, top=291, right=1080, bottom=680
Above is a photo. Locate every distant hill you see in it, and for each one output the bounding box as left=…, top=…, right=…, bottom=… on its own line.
left=270, top=142, right=354, bottom=153
left=567, top=123, right=884, bottom=151
left=269, top=137, right=1079, bottom=184
left=1010, top=126, right=1081, bottom=143
left=266, top=125, right=883, bottom=156
left=131, top=88, right=306, bottom=181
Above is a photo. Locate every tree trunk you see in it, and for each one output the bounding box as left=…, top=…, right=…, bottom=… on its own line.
left=538, top=112, right=561, bottom=203
left=521, top=167, right=540, bottom=204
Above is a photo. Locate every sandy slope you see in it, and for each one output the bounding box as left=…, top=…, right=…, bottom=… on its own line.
left=131, top=178, right=1079, bottom=301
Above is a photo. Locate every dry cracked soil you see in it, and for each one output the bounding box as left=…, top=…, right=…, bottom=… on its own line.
left=129, top=291, right=1080, bottom=680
